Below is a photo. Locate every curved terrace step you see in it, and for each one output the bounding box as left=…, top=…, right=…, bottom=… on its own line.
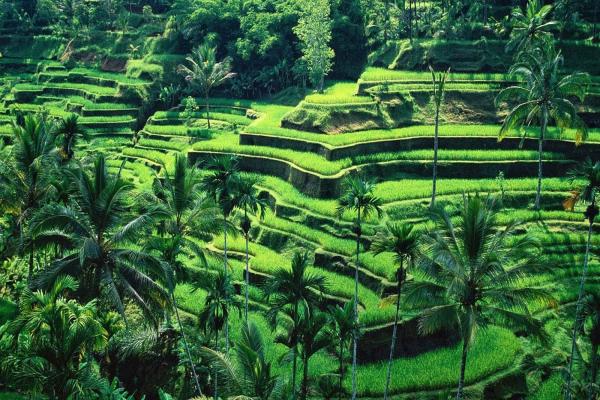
left=189, top=150, right=576, bottom=198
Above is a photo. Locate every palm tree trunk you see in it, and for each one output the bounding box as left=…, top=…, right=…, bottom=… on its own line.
left=408, top=0, right=413, bottom=42
left=594, top=0, right=598, bottom=41
left=351, top=209, right=361, bottom=400
left=223, top=215, right=229, bottom=354
left=566, top=206, right=596, bottom=399
left=206, top=93, right=211, bottom=129
left=28, top=242, right=34, bottom=282
left=384, top=262, right=404, bottom=400
left=456, top=336, right=469, bottom=400
left=214, top=330, right=219, bottom=400
left=383, top=0, right=389, bottom=42
left=244, top=234, right=250, bottom=323
left=244, top=207, right=250, bottom=323
left=338, top=340, right=344, bottom=400
left=535, top=116, right=547, bottom=210
left=292, top=343, right=298, bottom=400
left=292, top=301, right=299, bottom=400
left=431, top=104, right=440, bottom=207
left=301, top=353, right=309, bottom=400
left=173, top=294, right=203, bottom=396
left=482, top=0, right=488, bottom=24
left=414, top=0, right=419, bottom=38
left=589, top=342, right=599, bottom=400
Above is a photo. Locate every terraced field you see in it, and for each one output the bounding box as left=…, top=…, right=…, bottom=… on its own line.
left=95, top=62, right=599, bottom=397
left=1, top=27, right=599, bottom=400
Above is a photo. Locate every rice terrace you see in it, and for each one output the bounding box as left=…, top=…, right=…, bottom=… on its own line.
left=1, top=0, right=600, bottom=399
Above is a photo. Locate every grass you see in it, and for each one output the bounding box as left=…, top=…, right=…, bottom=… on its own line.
left=122, top=147, right=174, bottom=169
left=153, top=110, right=250, bottom=124
left=244, top=102, right=600, bottom=147
left=360, top=67, right=510, bottom=83
left=353, top=326, right=521, bottom=395
left=138, top=138, right=188, bottom=151
left=14, top=82, right=118, bottom=96
left=194, top=131, right=569, bottom=176
left=528, top=373, right=562, bottom=400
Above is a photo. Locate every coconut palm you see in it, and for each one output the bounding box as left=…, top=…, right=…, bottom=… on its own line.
left=54, top=114, right=87, bottom=161
left=429, top=66, right=450, bottom=208
left=200, top=321, right=280, bottom=400
left=177, top=43, right=236, bottom=128
left=0, top=114, right=57, bottom=279
left=201, top=154, right=240, bottom=353
left=262, top=251, right=327, bottom=400
left=31, top=154, right=169, bottom=323
left=371, top=222, right=419, bottom=400
left=336, top=175, right=382, bottom=400
left=407, top=195, right=552, bottom=400
left=328, top=302, right=354, bottom=400
left=195, top=269, right=241, bottom=400
left=496, top=42, right=590, bottom=210
left=564, top=159, right=600, bottom=399
left=234, top=174, right=271, bottom=322
left=145, top=154, right=221, bottom=396
left=298, top=310, right=330, bottom=400
left=0, top=275, right=108, bottom=399
left=576, top=293, right=600, bottom=400
left=506, top=0, right=559, bottom=54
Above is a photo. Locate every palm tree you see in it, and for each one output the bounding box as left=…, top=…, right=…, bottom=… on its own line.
left=429, top=66, right=449, bottom=208
left=578, top=293, right=600, bottom=400
left=0, top=275, right=108, bottom=399
left=336, top=175, right=382, bottom=400
left=199, top=321, right=280, bottom=400
left=407, top=195, right=552, bottom=400
left=564, top=159, right=600, bottom=399
left=496, top=42, right=590, bottom=210
left=371, top=223, right=419, bottom=400
left=0, top=114, right=57, bottom=280
left=328, top=302, right=354, bottom=400
left=146, top=154, right=220, bottom=396
left=262, top=252, right=327, bottom=400
left=195, top=269, right=242, bottom=400
left=31, top=154, right=169, bottom=322
left=299, top=310, right=330, bottom=400
left=234, top=174, right=271, bottom=322
left=201, top=154, right=240, bottom=353
left=506, top=0, right=559, bottom=54
left=54, top=114, right=87, bottom=161
left=177, top=43, right=236, bottom=128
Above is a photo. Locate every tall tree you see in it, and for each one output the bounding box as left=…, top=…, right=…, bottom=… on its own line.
left=496, top=43, right=589, bottom=210
left=0, top=114, right=57, bottom=280
left=506, top=0, right=558, bottom=54
left=201, top=154, right=240, bottom=353
left=564, top=159, right=600, bottom=399
left=299, top=310, right=330, bottom=400
left=429, top=66, right=449, bottom=208
left=585, top=293, right=600, bottom=400
left=177, top=43, right=236, bottom=128
left=371, top=222, right=419, bottom=400
left=146, top=154, right=220, bottom=396
left=234, top=174, right=270, bottom=323
left=262, top=252, right=326, bottom=400
left=336, top=175, right=382, bottom=400
left=294, top=0, right=335, bottom=93
left=31, top=154, right=169, bottom=322
left=196, top=269, right=242, bottom=400
left=54, top=114, right=87, bottom=161
left=328, top=302, right=354, bottom=400
left=200, top=321, right=280, bottom=400
left=0, top=275, right=108, bottom=399
left=407, top=195, right=552, bottom=400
